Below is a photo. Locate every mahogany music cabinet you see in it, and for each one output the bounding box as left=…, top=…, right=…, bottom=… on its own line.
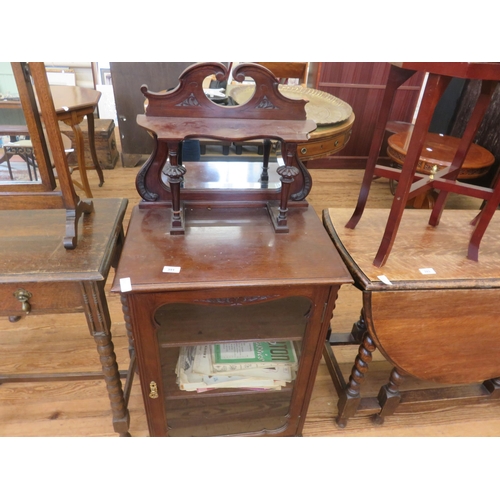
left=111, top=62, right=353, bottom=436
left=112, top=204, right=351, bottom=436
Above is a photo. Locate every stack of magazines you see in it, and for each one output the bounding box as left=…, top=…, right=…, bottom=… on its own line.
left=175, top=341, right=298, bottom=392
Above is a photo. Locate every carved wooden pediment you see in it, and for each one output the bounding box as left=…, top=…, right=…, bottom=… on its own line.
left=141, top=62, right=309, bottom=121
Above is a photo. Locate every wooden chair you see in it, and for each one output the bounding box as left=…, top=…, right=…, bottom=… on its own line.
left=346, top=62, right=500, bottom=267
left=254, top=62, right=309, bottom=87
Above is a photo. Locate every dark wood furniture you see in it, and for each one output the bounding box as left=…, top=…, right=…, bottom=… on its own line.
left=0, top=198, right=132, bottom=436
left=111, top=62, right=353, bottom=436
left=323, top=207, right=500, bottom=427
left=112, top=204, right=352, bottom=436
left=346, top=62, right=500, bottom=267
left=136, top=62, right=317, bottom=234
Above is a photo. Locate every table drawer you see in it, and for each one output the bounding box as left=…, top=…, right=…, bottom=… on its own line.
left=297, top=129, right=352, bottom=161
left=0, top=282, right=83, bottom=316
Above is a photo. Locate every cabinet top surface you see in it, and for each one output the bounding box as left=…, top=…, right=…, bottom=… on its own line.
left=111, top=205, right=352, bottom=293
left=324, top=208, right=500, bottom=291
left=0, top=198, right=128, bottom=283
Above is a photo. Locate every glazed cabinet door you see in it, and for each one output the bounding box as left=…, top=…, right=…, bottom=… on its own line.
left=124, top=284, right=336, bottom=437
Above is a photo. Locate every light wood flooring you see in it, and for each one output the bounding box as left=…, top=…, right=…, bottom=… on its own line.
left=2, top=159, right=500, bottom=437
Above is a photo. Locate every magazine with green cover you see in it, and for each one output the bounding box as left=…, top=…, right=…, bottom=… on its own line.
left=211, top=341, right=298, bottom=371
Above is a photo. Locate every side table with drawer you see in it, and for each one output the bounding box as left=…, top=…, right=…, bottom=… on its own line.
left=0, top=198, right=132, bottom=436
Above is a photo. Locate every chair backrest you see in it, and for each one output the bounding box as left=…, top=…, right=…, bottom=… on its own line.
left=254, top=62, right=309, bottom=86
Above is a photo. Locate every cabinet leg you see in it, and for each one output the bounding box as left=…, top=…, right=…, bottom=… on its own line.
left=120, top=294, right=137, bottom=365
left=373, top=367, right=405, bottom=425
left=336, top=332, right=376, bottom=427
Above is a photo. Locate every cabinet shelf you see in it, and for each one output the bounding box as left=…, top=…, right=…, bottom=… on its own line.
left=160, top=346, right=294, bottom=436
left=155, top=296, right=311, bottom=348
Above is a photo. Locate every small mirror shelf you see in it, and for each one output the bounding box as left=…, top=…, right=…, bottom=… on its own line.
left=135, top=62, right=317, bottom=234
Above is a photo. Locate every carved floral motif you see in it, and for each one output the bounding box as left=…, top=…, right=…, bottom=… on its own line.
left=256, top=96, right=279, bottom=110
left=193, top=295, right=280, bottom=306
left=176, top=92, right=200, bottom=107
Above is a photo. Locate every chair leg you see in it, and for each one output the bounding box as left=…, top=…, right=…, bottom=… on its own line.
left=23, top=154, right=34, bottom=181
left=372, top=73, right=451, bottom=267
left=27, top=152, right=38, bottom=181
left=5, top=154, right=14, bottom=180
left=346, top=65, right=416, bottom=230
left=467, top=175, right=500, bottom=261
left=429, top=80, right=497, bottom=228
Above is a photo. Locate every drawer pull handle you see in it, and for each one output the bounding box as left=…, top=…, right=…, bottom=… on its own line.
left=13, top=288, right=32, bottom=315
left=149, top=381, right=159, bottom=399
left=300, top=147, right=307, bottom=154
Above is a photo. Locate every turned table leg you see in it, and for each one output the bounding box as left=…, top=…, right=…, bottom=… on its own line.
left=373, top=367, right=405, bottom=424
left=350, top=308, right=367, bottom=343
left=336, top=332, right=376, bottom=427
left=81, top=281, right=130, bottom=436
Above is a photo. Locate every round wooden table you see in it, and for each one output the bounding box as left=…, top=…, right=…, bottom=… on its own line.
left=387, top=131, right=495, bottom=208
left=387, top=130, right=495, bottom=180
left=228, top=84, right=355, bottom=163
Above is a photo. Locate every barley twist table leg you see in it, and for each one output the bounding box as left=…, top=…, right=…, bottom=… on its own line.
left=120, top=294, right=135, bottom=362
left=336, top=332, right=376, bottom=427
left=81, top=281, right=130, bottom=436
left=373, top=367, right=405, bottom=424
left=94, top=332, right=130, bottom=436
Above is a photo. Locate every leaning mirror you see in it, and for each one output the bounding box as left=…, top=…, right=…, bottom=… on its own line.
left=0, top=62, right=92, bottom=248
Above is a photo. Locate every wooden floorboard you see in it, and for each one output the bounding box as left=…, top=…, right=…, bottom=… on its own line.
left=2, top=158, right=499, bottom=437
